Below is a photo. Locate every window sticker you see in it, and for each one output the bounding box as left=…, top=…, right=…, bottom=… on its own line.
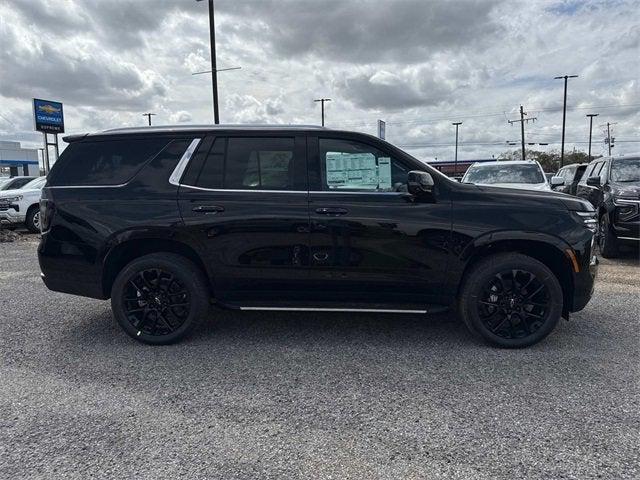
left=326, top=152, right=390, bottom=190
left=378, top=157, right=392, bottom=190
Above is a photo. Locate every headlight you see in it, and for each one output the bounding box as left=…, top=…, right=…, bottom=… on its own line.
left=1, top=195, right=23, bottom=202
left=613, top=198, right=639, bottom=222
left=573, top=211, right=598, bottom=233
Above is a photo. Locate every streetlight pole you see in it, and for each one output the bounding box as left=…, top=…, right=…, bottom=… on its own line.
left=142, top=113, right=156, bottom=126
left=452, top=122, right=462, bottom=177
left=314, top=98, right=331, bottom=126
left=586, top=113, right=598, bottom=161
left=554, top=74, right=578, bottom=167
left=197, top=0, right=219, bottom=124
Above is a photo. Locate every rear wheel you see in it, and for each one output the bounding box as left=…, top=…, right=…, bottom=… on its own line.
left=25, top=206, right=40, bottom=233
left=459, top=253, right=563, bottom=348
left=111, top=253, right=210, bottom=344
left=598, top=213, right=618, bottom=258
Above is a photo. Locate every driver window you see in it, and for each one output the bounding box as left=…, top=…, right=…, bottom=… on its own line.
left=318, top=138, right=408, bottom=192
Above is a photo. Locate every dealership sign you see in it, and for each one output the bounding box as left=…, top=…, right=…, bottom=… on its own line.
left=33, top=98, right=64, bottom=133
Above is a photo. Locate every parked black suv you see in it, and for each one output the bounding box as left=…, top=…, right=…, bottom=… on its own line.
left=553, top=163, right=588, bottom=196
left=39, top=126, right=598, bottom=347
left=575, top=154, right=640, bottom=257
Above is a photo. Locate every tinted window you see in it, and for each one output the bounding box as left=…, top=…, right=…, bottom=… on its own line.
left=463, top=164, right=544, bottom=184
left=22, top=176, right=46, bottom=190
left=580, top=162, right=599, bottom=184
left=12, top=178, right=34, bottom=189
left=49, top=138, right=169, bottom=186
left=575, top=165, right=587, bottom=182
left=318, top=138, right=408, bottom=192
left=610, top=157, right=640, bottom=182
left=196, top=137, right=297, bottom=191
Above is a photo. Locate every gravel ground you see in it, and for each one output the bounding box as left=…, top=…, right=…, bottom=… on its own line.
left=1, top=235, right=638, bottom=479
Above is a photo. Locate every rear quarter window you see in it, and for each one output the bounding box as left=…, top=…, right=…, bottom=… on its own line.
left=48, top=137, right=170, bottom=186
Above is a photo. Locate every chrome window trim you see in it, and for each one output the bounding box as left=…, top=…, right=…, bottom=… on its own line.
left=179, top=184, right=307, bottom=194
left=169, top=138, right=202, bottom=186
left=47, top=183, right=128, bottom=189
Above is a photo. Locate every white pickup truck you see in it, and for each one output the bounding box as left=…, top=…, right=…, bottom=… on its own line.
left=0, top=176, right=47, bottom=233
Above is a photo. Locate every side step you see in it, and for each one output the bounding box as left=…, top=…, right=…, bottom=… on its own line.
left=216, top=301, right=449, bottom=314
left=239, top=306, right=428, bottom=314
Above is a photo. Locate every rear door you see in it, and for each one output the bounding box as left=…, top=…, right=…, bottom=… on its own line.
left=305, top=134, right=451, bottom=306
left=177, top=133, right=311, bottom=304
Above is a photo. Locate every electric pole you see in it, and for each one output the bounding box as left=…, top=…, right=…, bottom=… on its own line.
left=586, top=113, right=598, bottom=161
left=142, top=113, right=156, bottom=126
left=197, top=0, right=219, bottom=124
left=554, top=75, right=578, bottom=167
left=314, top=98, right=331, bottom=126
left=452, top=122, right=462, bottom=177
left=508, top=106, right=537, bottom=161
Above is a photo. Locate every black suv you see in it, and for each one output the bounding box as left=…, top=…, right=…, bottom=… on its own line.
left=575, top=155, right=640, bottom=257
left=553, top=163, right=588, bottom=196
left=39, top=126, right=598, bottom=347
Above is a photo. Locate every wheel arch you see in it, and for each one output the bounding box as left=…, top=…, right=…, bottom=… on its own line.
left=458, top=233, right=576, bottom=313
left=102, top=237, right=212, bottom=299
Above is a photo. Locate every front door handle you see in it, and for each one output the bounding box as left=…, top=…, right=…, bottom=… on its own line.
left=193, top=205, right=225, bottom=214
left=315, top=207, right=348, bottom=216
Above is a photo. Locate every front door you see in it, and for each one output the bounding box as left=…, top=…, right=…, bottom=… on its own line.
left=177, top=134, right=310, bottom=304
left=306, top=135, right=451, bottom=306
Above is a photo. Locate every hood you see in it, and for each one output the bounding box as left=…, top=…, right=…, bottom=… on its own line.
left=471, top=183, right=594, bottom=212
left=611, top=181, right=640, bottom=200
left=0, top=187, right=42, bottom=198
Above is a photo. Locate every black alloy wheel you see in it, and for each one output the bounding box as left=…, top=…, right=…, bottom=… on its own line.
left=459, top=253, right=563, bottom=348
left=122, top=268, right=191, bottom=337
left=111, top=253, right=209, bottom=344
left=476, top=269, right=549, bottom=340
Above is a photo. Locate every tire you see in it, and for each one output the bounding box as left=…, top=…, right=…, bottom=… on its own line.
left=111, top=253, right=210, bottom=345
left=459, top=253, right=563, bottom=348
left=25, top=205, right=41, bottom=233
left=598, top=213, right=618, bottom=258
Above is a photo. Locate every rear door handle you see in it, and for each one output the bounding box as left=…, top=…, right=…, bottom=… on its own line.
left=315, top=207, right=348, bottom=216
left=192, top=205, right=225, bottom=214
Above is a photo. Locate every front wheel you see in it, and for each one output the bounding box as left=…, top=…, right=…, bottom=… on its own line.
left=25, top=206, right=41, bottom=233
left=111, top=253, right=210, bottom=344
left=459, top=253, right=563, bottom=348
left=598, top=214, right=619, bottom=258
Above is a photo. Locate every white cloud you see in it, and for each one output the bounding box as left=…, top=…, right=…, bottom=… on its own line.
left=0, top=0, right=638, bottom=161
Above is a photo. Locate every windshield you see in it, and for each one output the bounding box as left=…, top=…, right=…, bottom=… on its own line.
left=22, top=176, right=47, bottom=190
left=463, top=164, right=545, bottom=184
left=610, top=157, right=640, bottom=182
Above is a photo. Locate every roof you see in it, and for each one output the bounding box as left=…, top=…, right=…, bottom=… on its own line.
left=468, top=160, right=540, bottom=166
left=63, top=124, right=331, bottom=142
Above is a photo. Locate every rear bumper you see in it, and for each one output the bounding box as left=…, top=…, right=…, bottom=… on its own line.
left=38, top=234, right=108, bottom=300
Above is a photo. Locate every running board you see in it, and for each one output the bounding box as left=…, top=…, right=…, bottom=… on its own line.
left=238, top=306, right=427, bottom=314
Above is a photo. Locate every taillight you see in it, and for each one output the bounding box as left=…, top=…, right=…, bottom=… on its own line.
left=39, top=199, right=54, bottom=232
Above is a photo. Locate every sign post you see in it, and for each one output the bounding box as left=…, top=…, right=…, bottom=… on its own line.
left=377, top=119, right=386, bottom=140
left=33, top=98, right=64, bottom=174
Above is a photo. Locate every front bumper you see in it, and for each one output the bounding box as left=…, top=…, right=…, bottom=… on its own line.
left=0, top=206, right=25, bottom=225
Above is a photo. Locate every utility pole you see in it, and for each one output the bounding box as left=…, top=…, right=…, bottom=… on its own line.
left=508, top=105, right=537, bottom=161
left=586, top=113, right=598, bottom=161
left=554, top=75, right=578, bottom=167
left=314, top=98, right=331, bottom=126
left=197, top=0, right=219, bottom=124
left=142, top=113, right=156, bottom=126
left=452, top=122, right=462, bottom=177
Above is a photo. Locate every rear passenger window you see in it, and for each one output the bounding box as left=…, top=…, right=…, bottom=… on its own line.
left=195, top=137, right=297, bottom=191
left=49, top=138, right=169, bottom=186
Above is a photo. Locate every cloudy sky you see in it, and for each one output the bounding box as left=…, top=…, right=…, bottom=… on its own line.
left=1, top=0, right=638, bottom=163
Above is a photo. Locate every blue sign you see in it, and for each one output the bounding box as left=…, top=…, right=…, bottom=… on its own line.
left=33, top=98, right=64, bottom=133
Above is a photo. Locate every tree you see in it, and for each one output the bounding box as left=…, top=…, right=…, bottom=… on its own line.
left=495, top=149, right=596, bottom=173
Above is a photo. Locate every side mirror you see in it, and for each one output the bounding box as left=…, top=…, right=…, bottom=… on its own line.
left=407, top=170, right=434, bottom=195
left=586, top=176, right=601, bottom=187
left=550, top=176, right=565, bottom=187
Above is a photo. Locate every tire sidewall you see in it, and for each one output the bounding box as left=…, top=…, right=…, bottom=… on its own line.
left=464, top=257, right=563, bottom=348
left=111, top=255, right=208, bottom=345
left=26, top=206, right=40, bottom=233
